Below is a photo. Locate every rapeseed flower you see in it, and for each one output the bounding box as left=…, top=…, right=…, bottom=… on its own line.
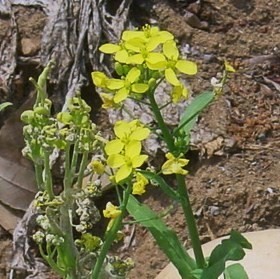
left=163, top=40, right=197, bottom=86
left=132, top=172, right=149, bottom=195
left=99, top=43, right=129, bottom=64
left=162, top=152, right=189, bottom=175
left=103, top=202, right=121, bottom=219
left=105, top=120, right=150, bottom=155
left=106, top=67, right=149, bottom=103
left=107, top=141, right=148, bottom=183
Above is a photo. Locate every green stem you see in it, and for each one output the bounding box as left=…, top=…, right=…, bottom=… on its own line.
left=176, top=174, right=205, bottom=269
left=39, top=244, right=65, bottom=277
left=44, top=151, right=54, bottom=199
left=147, top=90, right=175, bottom=152
left=34, top=163, right=44, bottom=191
left=91, top=183, right=132, bottom=279
left=76, top=151, right=89, bottom=189
left=70, top=140, right=79, bottom=185
left=60, top=143, right=77, bottom=278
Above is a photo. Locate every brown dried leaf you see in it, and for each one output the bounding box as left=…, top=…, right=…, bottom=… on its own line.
left=0, top=156, right=36, bottom=211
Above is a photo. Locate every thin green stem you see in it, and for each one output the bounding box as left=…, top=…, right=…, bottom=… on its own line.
left=76, top=151, right=89, bottom=189
left=91, top=183, right=132, bottom=279
left=176, top=174, right=205, bottom=269
left=147, top=90, right=175, bottom=152
left=44, top=151, right=54, bottom=199
left=34, top=163, right=44, bottom=191
left=39, top=244, right=65, bottom=277
left=70, top=140, right=79, bottom=185
left=60, top=143, right=78, bottom=278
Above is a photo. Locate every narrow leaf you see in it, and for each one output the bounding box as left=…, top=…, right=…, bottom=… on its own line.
left=127, top=195, right=196, bottom=278
left=175, top=91, right=214, bottom=136
left=139, top=170, right=179, bottom=200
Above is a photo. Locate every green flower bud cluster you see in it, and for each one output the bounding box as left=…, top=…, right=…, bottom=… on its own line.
left=33, top=214, right=64, bottom=246
left=105, top=256, right=134, bottom=278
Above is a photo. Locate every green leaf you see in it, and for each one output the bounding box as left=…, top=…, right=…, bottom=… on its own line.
left=230, top=231, right=252, bottom=250
left=201, top=231, right=252, bottom=279
left=175, top=91, right=215, bottom=137
left=0, top=102, right=12, bottom=112
left=127, top=195, right=196, bottom=278
left=224, top=263, right=249, bottom=279
left=139, top=170, right=179, bottom=201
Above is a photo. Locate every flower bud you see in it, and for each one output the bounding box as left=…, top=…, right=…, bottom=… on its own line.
left=21, top=110, right=35, bottom=124
left=115, top=62, right=123, bottom=76
left=34, top=106, right=49, bottom=116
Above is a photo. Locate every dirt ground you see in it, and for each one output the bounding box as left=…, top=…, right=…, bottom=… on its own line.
left=1, top=0, right=280, bottom=278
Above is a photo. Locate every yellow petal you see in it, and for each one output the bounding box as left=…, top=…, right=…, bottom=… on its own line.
left=132, top=182, right=146, bottom=195
left=131, top=83, right=149, bottom=93
left=100, top=93, right=115, bottom=109
left=175, top=60, right=197, bottom=75
left=146, top=61, right=167, bottom=70
left=127, top=54, right=144, bottom=64
left=125, top=38, right=144, bottom=52
left=224, top=60, right=236, bottom=73
left=107, top=79, right=124, bottom=90
left=157, top=30, right=174, bottom=42
left=178, top=158, right=189, bottom=167
left=114, top=87, right=130, bottom=103
left=146, top=52, right=166, bottom=65
left=115, top=164, right=132, bottom=182
left=146, top=37, right=162, bottom=52
left=91, top=71, right=108, bottom=88
left=165, top=68, right=180, bottom=86
left=166, top=152, right=175, bottom=160
left=122, top=30, right=145, bottom=41
left=171, top=84, right=189, bottom=103
left=125, top=141, right=141, bottom=158
left=105, top=139, right=124, bottom=155
left=103, top=202, right=121, bottom=218
left=130, top=127, right=150, bottom=141
left=115, top=49, right=129, bottom=63
left=132, top=154, right=148, bottom=168
left=163, top=40, right=179, bottom=60
left=99, top=43, right=121, bottom=54
left=107, top=154, right=125, bottom=168
left=126, top=67, right=140, bottom=83
left=114, top=121, right=129, bottom=139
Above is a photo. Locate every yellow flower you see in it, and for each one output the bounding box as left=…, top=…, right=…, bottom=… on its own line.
left=107, top=141, right=148, bottom=183
left=132, top=172, right=149, bottom=195
left=224, top=60, right=236, bottom=73
left=100, top=93, right=116, bottom=109
left=162, top=152, right=189, bottom=175
left=171, top=83, right=189, bottom=103
left=90, top=160, right=105, bottom=175
left=122, top=25, right=173, bottom=44
left=103, top=202, right=121, bottom=219
left=106, top=67, right=149, bottom=103
left=91, top=71, right=109, bottom=88
left=163, top=40, right=197, bottom=86
left=123, top=26, right=170, bottom=70
left=99, top=43, right=129, bottom=63
left=105, top=120, right=150, bottom=155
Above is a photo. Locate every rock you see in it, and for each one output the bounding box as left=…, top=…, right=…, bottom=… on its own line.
left=20, top=37, right=40, bottom=56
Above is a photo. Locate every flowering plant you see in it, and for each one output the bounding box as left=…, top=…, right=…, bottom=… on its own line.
left=21, top=25, right=251, bottom=279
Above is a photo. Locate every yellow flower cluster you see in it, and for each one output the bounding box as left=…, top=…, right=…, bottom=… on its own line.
left=92, top=25, right=197, bottom=106
left=105, top=120, right=150, bottom=185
